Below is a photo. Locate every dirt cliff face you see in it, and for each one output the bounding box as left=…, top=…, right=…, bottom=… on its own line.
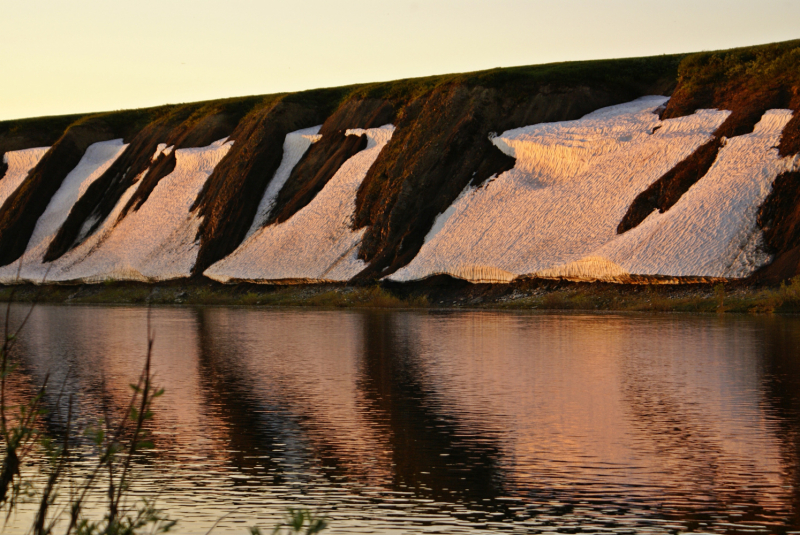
left=190, top=89, right=351, bottom=274
left=0, top=119, right=120, bottom=267
left=757, top=170, right=800, bottom=282
left=0, top=113, right=105, bottom=257
left=258, top=97, right=393, bottom=227
left=778, top=112, right=800, bottom=157
left=352, top=61, right=679, bottom=280
left=44, top=98, right=267, bottom=263
left=0, top=113, right=89, bottom=156
left=265, top=132, right=367, bottom=226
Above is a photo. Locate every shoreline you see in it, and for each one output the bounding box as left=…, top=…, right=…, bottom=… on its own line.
left=2, top=276, right=800, bottom=315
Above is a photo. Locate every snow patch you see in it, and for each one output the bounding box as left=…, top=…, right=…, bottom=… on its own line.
left=151, top=143, right=174, bottom=161
left=0, top=147, right=50, bottom=208
left=205, top=125, right=394, bottom=283
left=0, top=140, right=128, bottom=283
left=43, top=138, right=234, bottom=282
left=550, top=109, right=797, bottom=280
left=389, top=96, right=731, bottom=283
left=423, top=184, right=474, bottom=244
left=246, top=125, right=322, bottom=237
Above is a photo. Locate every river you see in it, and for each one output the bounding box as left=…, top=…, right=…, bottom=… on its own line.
left=2, top=304, right=799, bottom=534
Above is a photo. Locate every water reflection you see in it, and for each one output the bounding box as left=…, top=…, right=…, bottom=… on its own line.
left=357, top=312, right=506, bottom=501
left=1, top=305, right=799, bottom=534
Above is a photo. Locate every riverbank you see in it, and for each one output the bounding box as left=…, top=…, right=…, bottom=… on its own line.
left=2, top=276, right=800, bottom=314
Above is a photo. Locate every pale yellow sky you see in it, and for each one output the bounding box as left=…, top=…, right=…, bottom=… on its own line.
left=1, top=0, right=798, bottom=121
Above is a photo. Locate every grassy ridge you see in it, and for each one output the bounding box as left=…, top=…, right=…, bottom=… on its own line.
left=2, top=39, right=793, bottom=157
left=0, top=50, right=690, bottom=152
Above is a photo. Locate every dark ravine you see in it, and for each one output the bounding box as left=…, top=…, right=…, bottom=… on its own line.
left=264, top=97, right=396, bottom=228
left=266, top=132, right=367, bottom=225
left=189, top=97, right=333, bottom=275
left=756, top=170, right=800, bottom=283
left=779, top=112, right=800, bottom=157
left=617, top=137, right=721, bottom=234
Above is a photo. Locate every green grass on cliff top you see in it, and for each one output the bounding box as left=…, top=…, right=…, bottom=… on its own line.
left=2, top=38, right=798, bottom=150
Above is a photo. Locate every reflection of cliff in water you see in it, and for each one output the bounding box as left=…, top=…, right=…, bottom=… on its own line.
left=758, top=317, right=800, bottom=528
left=618, top=316, right=792, bottom=527
left=0, top=304, right=162, bottom=445
left=192, top=308, right=396, bottom=489
left=194, top=308, right=308, bottom=486
left=4, top=305, right=800, bottom=534
left=356, top=311, right=507, bottom=503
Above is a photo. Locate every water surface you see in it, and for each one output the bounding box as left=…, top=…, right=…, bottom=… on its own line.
left=2, top=305, right=800, bottom=534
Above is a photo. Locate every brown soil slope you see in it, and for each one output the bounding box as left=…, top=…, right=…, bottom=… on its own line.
left=0, top=113, right=89, bottom=155
left=190, top=88, right=355, bottom=274
left=266, top=132, right=368, bottom=225
left=261, top=98, right=394, bottom=228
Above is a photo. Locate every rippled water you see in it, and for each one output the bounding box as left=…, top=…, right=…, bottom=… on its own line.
left=2, top=305, right=800, bottom=534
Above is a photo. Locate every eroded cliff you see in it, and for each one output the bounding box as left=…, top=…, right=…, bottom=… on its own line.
left=0, top=40, right=798, bottom=287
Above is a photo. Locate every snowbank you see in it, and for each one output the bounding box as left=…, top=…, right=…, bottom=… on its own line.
left=389, top=97, right=732, bottom=283
left=0, top=140, right=127, bottom=283
left=205, top=125, right=394, bottom=283
left=546, top=109, right=799, bottom=280
left=0, top=147, right=50, bottom=208
left=247, top=125, right=321, bottom=237
left=42, top=138, right=234, bottom=282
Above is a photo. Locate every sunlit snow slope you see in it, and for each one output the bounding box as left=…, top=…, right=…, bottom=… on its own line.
left=0, top=147, right=50, bottom=208
left=0, top=140, right=128, bottom=283
left=542, top=110, right=800, bottom=280
left=389, top=97, right=783, bottom=283
left=46, top=138, right=233, bottom=283
left=205, top=125, right=394, bottom=283
left=0, top=138, right=232, bottom=283
left=246, top=125, right=322, bottom=237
